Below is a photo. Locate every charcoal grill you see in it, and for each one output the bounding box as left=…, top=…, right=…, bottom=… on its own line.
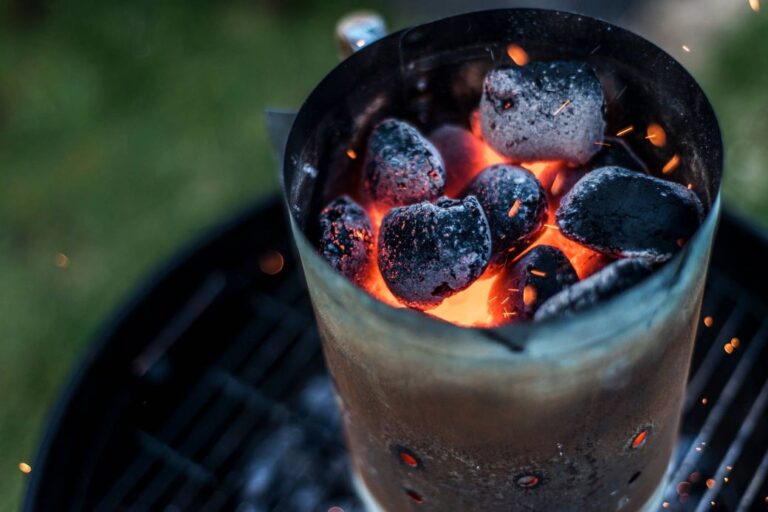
left=20, top=193, right=768, bottom=511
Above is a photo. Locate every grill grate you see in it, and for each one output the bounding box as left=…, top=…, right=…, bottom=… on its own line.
left=24, top=198, right=768, bottom=511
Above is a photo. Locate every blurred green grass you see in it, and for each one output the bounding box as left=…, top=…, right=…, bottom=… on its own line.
left=0, top=0, right=387, bottom=509
left=0, top=2, right=766, bottom=510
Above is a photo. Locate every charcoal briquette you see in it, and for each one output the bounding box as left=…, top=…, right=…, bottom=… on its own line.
left=378, top=196, right=491, bottom=309
left=364, top=118, right=446, bottom=208
left=464, top=164, right=548, bottom=269
left=480, top=62, right=606, bottom=164
left=556, top=166, right=704, bottom=262
left=534, top=258, right=654, bottom=321
left=318, top=195, right=374, bottom=285
left=429, top=124, right=491, bottom=196
left=490, top=245, right=579, bottom=320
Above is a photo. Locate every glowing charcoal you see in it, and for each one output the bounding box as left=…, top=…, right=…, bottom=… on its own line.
left=490, top=245, right=578, bottom=320
left=363, top=118, right=446, bottom=208
left=318, top=195, right=374, bottom=286
left=378, top=196, right=491, bottom=309
left=429, top=124, right=501, bottom=196
left=464, top=164, right=548, bottom=269
left=556, top=166, right=704, bottom=262
left=479, top=62, right=606, bottom=164
left=534, top=258, right=654, bottom=321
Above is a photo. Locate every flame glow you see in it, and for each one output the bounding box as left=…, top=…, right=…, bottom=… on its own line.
left=360, top=135, right=610, bottom=327
left=506, top=44, right=530, bottom=66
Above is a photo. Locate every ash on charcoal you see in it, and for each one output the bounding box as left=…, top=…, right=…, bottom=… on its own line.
left=464, top=164, right=548, bottom=269
left=318, top=195, right=374, bottom=285
left=556, top=166, right=704, bottom=262
left=480, top=62, right=606, bottom=164
left=378, top=196, right=491, bottom=309
left=429, top=124, right=492, bottom=196
left=534, top=258, right=653, bottom=321
left=364, top=118, right=446, bottom=207
left=490, top=245, right=579, bottom=320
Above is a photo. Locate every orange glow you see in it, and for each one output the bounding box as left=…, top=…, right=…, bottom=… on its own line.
left=359, top=138, right=609, bottom=327
left=724, top=343, right=734, bottom=354
left=706, top=479, right=716, bottom=489
left=259, top=250, right=284, bottom=275
left=731, top=337, right=741, bottom=348
left=530, top=269, right=547, bottom=277
left=426, top=270, right=500, bottom=327
left=701, top=397, right=708, bottom=405
left=704, top=316, right=714, bottom=327
left=346, top=149, right=357, bottom=159
left=632, top=430, right=648, bottom=449
left=616, top=125, right=634, bottom=137
left=506, top=44, right=530, bottom=66
left=399, top=452, right=419, bottom=467
left=646, top=123, right=668, bottom=147
left=523, top=285, right=538, bottom=306
left=507, top=199, right=522, bottom=218
left=55, top=252, right=70, bottom=268
left=662, top=154, right=681, bottom=174
left=18, top=462, right=31, bottom=474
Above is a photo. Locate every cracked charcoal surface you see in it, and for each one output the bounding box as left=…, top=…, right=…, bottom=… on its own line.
left=364, top=118, right=446, bottom=208
left=429, top=124, right=490, bottom=196
left=534, top=258, right=654, bottom=321
left=480, top=62, right=606, bottom=164
left=464, top=164, right=548, bottom=269
left=490, top=245, right=579, bottom=320
left=378, top=196, right=491, bottom=309
left=556, top=166, right=704, bottom=262
left=318, top=195, right=374, bottom=286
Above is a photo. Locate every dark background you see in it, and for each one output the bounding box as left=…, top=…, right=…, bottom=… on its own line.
left=1, top=0, right=766, bottom=509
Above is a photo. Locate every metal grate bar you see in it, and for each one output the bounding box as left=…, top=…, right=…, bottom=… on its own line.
left=133, top=273, right=228, bottom=377
left=694, top=375, right=768, bottom=511
left=664, top=320, right=768, bottom=504
left=736, top=445, right=768, bottom=511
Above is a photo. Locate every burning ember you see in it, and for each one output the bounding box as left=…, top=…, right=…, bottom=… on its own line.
left=315, top=57, right=704, bottom=328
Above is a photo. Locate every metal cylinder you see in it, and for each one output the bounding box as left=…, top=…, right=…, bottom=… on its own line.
left=281, top=9, right=722, bottom=511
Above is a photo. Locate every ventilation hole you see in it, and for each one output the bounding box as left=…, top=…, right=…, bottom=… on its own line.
left=516, top=473, right=541, bottom=489
left=392, top=445, right=422, bottom=469
left=405, top=488, right=423, bottom=503
left=628, top=471, right=642, bottom=484
left=630, top=429, right=649, bottom=449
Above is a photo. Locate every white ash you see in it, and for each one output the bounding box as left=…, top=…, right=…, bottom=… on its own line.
left=480, top=61, right=606, bottom=164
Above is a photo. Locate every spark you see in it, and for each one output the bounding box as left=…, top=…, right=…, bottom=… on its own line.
left=346, top=149, right=357, bottom=159
left=687, top=183, right=693, bottom=190
left=631, top=430, right=648, bottom=449
left=730, top=337, right=740, bottom=348
left=616, top=125, right=635, bottom=137
left=506, top=44, right=529, bottom=66
left=682, top=45, right=691, bottom=53
left=55, top=252, right=70, bottom=268
left=724, top=343, right=734, bottom=354
left=706, top=479, right=716, bottom=489
left=258, top=250, right=284, bottom=275
left=662, top=502, right=670, bottom=509
left=530, top=269, right=547, bottom=277
left=727, top=465, right=733, bottom=471
left=646, top=123, right=667, bottom=147
left=19, top=462, right=31, bottom=474
left=750, top=0, right=760, bottom=12
left=704, top=316, right=714, bottom=327
left=701, top=397, right=708, bottom=405
left=552, top=99, right=572, bottom=116
left=594, top=141, right=612, bottom=147
left=662, top=154, right=681, bottom=174
left=523, top=285, right=538, bottom=306
left=507, top=199, right=522, bottom=218
left=354, top=39, right=365, bottom=48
